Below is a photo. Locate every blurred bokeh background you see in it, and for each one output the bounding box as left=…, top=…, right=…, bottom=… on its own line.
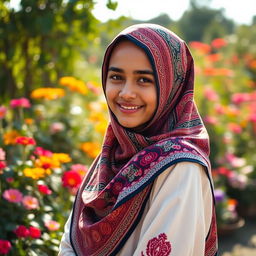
left=0, top=0, right=256, bottom=255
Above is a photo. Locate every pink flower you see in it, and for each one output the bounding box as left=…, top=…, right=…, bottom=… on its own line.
left=50, top=122, right=65, bottom=134
left=29, top=226, right=41, bottom=239
left=0, top=240, right=12, bottom=254
left=203, top=116, right=218, bottom=125
left=22, top=195, right=39, bottom=210
left=34, top=147, right=53, bottom=157
left=203, top=87, right=219, bottom=101
left=10, top=97, right=31, bottom=108
left=44, top=220, right=60, bottom=231
left=0, top=106, right=7, bottom=119
left=3, top=189, right=23, bottom=203
left=225, top=153, right=246, bottom=168
left=228, top=123, right=242, bottom=134
left=70, top=164, right=88, bottom=177
left=38, top=184, right=52, bottom=195
left=231, top=93, right=250, bottom=104
left=14, top=225, right=30, bottom=238
left=0, top=148, right=6, bottom=161
left=249, top=113, right=256, bottom=122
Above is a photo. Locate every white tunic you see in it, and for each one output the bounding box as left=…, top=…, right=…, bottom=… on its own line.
left=59, top=162, right=212, bottom=256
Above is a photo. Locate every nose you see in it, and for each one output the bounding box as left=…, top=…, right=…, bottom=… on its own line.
left=119, top=81, right=136, bottom=100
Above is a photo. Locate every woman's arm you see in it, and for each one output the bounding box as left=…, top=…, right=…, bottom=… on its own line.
left=58, top=212, right=76, bottom=256
left=133, top=162, right=212, bottom=256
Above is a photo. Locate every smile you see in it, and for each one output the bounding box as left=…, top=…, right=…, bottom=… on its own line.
left=120, top=105, right=141, bottom=110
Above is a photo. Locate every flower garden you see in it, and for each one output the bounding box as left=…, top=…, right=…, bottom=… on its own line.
left=0, top=30, right=256, bottom=256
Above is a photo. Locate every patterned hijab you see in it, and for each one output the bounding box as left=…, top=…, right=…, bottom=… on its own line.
left=70, top=24, right=218, bottom=256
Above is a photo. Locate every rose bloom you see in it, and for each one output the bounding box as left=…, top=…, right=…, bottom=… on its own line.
left=29, top=226, right=41, bottom=239
left=0, top=106, right=7, bottom=119
left=38, top=184, right=52, bottom=195
left=10, top=97, right=31, bottom=108
left=14, top=225, right=30, bottom=238
left=3, top=189, right=23, bottom=203
left=44, top=220, right=60, bottom=231
left=62, top=170, right=82, bottom=188
left=15, top=136, right=36, bottom=146
left=22, top=195, right=39, bottom=210
left=0, top=240, right=12, bottom=254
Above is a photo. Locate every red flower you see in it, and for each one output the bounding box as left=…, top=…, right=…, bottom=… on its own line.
left=0, top=240, right=12, bottom=254
left=14, top=225, right=30, bottom=238
left=38, top=184, right=52, bottom=195
left=0, top=161, right=6, bottom=170
left=211, top=38, right=227, bottom=49
left=10, top=97, right=31, bottom=108
left=62, top=170, right=82, bottom=188
left=15, top=136, right=36, bottom=146
left=29, top=226, right=41, bottom=239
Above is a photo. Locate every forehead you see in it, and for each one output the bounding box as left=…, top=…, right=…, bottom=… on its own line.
left=109, top=40, right=152, bottom=67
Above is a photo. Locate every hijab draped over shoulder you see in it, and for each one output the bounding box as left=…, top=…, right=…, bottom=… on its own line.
left=70, top=24, right=218, bottom=256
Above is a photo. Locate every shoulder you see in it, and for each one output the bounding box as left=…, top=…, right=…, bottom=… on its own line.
left=149, top=161, right=211, bottom=203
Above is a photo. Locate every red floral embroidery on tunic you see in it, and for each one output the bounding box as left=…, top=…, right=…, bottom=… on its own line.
left=141, top=233, right=171, bottom=256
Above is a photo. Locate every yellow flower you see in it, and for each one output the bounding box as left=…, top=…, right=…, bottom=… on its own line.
left=31, top=88, right=65, bottom=100
left=59, top=77, right=88, bottom=95
left=3, top=130, right=20, bottom=145
left=23, top=167, right=51, bottom=179
left=80, top=142, right=101, bottom=158
left=52, top=153, right=72, bottom=163
left=35, top=156, right=61, bottom=169
left=95, top=121, right=108, bottom=136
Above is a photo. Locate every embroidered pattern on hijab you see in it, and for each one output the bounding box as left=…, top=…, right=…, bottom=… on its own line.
left=70, top=24, right=218, bottom=256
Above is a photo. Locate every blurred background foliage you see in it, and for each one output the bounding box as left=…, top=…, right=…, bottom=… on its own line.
left=1, top=0, right=255, bottom=100
left=0, top=0, right=256, bottom=254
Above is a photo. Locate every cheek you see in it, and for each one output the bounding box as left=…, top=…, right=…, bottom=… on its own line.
left=105, top=85, right=116, bottom=106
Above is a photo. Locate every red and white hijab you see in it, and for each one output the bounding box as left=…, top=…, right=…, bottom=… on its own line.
left=70, top=24, right=218, bottom=256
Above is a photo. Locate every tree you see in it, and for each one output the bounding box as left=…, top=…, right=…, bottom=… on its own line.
left=0, top=0, right=117, bottom=100
left=178, top=6, right=234, bottom=42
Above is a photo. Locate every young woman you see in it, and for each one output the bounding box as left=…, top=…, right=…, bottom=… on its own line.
left=59, top=24, right=218, bottom=256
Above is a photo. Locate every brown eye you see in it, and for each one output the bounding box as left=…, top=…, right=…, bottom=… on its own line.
left=138, top=77, right=153, bottom=83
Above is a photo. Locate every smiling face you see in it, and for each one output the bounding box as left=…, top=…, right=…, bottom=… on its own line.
left=105, top=40, right=157, bottom=129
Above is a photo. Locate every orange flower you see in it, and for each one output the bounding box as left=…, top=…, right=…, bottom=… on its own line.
left=189, top=41, right=211, bottom=54
left=203, top=67, right=234, bottom=77
left=80, top=142, right=101, bottom=158
left=24, top=118, right=34, bottom=125
left=211, top=38, right=227, bottom=49
left=59, top=77, right=88, bottom=95
left=31, top=88, right=65, bottom=100
left=206, top=53, right=221, bottom=62
left=3, top=130, right=20, bottom=145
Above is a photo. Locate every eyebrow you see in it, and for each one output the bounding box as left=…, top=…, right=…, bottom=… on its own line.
left=108, top=66, right=154, bottom=75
